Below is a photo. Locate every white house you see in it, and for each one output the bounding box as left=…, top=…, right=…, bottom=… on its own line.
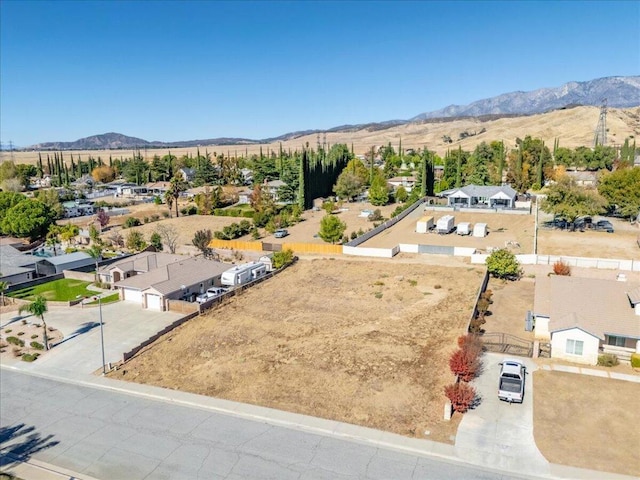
left=533, top=275, right=640, bottom=365
left=178, top=167, right=195, bottom=182
left=387, top=176, right=416, bottom=193
left=114, top=256, right=229, bottom=311
left=440, top=184, right=518, bottom=209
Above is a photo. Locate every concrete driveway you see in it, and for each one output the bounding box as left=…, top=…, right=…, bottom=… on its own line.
left=1, top=301, right=184, bottom=378
left=455, top=352, right=550, bottom=476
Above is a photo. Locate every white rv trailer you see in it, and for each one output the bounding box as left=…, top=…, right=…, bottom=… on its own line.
left=221, top=262, right=266, bottom=286
left=436, top=215, right=455, bottom=234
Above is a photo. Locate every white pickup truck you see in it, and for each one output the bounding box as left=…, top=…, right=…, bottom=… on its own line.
left=498, top=359, right=526, bottom=403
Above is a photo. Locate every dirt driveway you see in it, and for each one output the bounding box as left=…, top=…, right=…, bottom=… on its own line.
left=112, top=258, right=485, bottom=442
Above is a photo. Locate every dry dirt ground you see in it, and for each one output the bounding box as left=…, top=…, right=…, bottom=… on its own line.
left=363, top=208, right=535, bottom=253
left=533, top=370, right=640, bottom=477
left=536, top=214, right=640, bottom=260
left=112, top=258, right=485, bottom=442
left=6, top=106, right=639, bottom=160
left=482, top=277, right=535, bottom=339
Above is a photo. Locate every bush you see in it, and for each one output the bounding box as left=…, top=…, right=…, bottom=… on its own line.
left=273, top=249, right=295, bottom=269
left=449, top=347, right=481, bottom=382
left=151, top=214, right=160, bottom=222
left=17, top=331, right=25, bottom=336
left=468, top=316, right=486, bottom=334
left=631, top=353, right=640, bottom=369
left=444, top=382, right=476, bottom=413
left=21, top=352, right=40, bottom=362
left=553, top=260, right=571, bottom=276
left=368, top=209, right=383, bottom=222
left=162, top=211, right=170, bottom=218
left=457, top=333, right=483, bottom=359
left=31, top=334, right=38, bottom=339
left=6, top=336, right=25, bottom=347
left=597, top=353, right=619, bottom=367
left=30, top=341, right=44, bottom=350
left=486, top=248, right=521, bottom=280
left=124, top=217, right=141, bottom=228
left=143, top=216, right=150, bottom=224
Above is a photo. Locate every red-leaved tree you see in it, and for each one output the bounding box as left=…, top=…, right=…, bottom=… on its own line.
left=444, top=382, right=477, bottom=413
left=449, top=348, right=480, bottom=381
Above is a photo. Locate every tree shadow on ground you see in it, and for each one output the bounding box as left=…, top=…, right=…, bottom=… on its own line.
left=51, top=321, right=100, bottom=347
left=0, top=423, right=59, bottom=471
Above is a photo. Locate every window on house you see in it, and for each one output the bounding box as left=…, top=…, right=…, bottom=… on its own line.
left=566, top=339, right=584, bottom=355
left=607, top=336, right=626, bottom=347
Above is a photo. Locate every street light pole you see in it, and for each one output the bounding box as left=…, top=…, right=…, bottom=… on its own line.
left=95, top=295, right=106, bottom=375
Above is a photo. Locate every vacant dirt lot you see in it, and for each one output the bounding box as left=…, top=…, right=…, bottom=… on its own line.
left=482, top=277, right=535, bottom=339
left=363, top=208, right=535, bottom=253
left=114, top=258, right=484, bottom=442
left=537, top=215, right=640, bottom=259
left=533, top=371, right=640, bottom=476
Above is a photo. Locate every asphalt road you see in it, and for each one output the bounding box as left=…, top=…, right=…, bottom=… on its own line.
left=0, top=369, right=526, bottom=480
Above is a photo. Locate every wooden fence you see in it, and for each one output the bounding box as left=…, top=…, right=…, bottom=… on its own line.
left=208, top=239, right=263, bottom=251
left=208, top=239, right=342, bottom=256
left=281, top=242, right=342, bottom=255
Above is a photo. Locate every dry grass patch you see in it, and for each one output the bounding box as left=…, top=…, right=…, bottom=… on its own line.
left=533, top=371, right=640, bottom=477
left=113, top=258, right=484, bottom=442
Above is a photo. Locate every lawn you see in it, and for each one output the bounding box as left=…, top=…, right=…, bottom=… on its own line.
left=86, top=293, right=120, bottom=305
left=9, top=279, right=94, bottom=302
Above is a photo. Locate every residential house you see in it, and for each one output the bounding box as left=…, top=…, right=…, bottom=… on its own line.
left=0, top=245, right=37, bottom=284
left=35, top=252, right=94, bottom=276
left=533, top=275, right=640, bottom=365
left=114, top=256, right=229, bottom=310
left=387, top=176, right=416, bottom=193
left=440, top=184, right=518, bottom=209
left=264, top=179, right=287, bottom=203
left=237, top=189, right=253, bottom=205
left=566, top=170, right=598, bottom=187
left=62, top=200, right=95, bottom=218
left=145, top=181, right=171, bottom=197
left=240, top=168, right=253, bottom=185
left=178, top=167, right=195, bottom=182
left=97, top=252, right=183, bottom=287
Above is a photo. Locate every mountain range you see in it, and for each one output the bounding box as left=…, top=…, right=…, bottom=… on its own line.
left=25, top=75, right=640, bottom=150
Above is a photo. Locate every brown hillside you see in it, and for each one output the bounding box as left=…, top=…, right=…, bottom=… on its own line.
left=4, top=106, right=639, bottom=165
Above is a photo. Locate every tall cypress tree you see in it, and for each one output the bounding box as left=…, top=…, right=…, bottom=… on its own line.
left=498, top=141, right=505, bottom=185
left=369, top=146, right=375, bottom=185
left=37, top=153, right=44, bottom=178
left=298, top=148, right=306, bottom=210
left=455, top=146, right=462, bottom=187
left=421, top=148, right=428, bottom=197
left=536, top=141, right=544, bottom=187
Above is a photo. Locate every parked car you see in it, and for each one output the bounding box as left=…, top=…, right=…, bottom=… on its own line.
left=498, top=359, right=526, bottom=403
left=274, top=229, right=289, bottom=238
left=195, top=287, right=228, bottom=303
left=595, top=220, right=614, bottom=233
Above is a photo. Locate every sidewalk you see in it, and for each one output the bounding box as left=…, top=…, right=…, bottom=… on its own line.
left=2, top=362, right=638, bottom=480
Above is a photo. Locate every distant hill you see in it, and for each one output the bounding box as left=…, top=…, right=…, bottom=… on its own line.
left=22, top=75, right=640, bottom=151
left=30, top=132, right=259, bottom=151
left=410, top=76, right=640, bottom=121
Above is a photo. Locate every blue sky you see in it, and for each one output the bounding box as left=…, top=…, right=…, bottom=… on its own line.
left=1, top=0, right=638, bottom=147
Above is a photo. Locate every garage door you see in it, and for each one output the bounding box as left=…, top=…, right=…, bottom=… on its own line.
left=146, top=294, right=162, bottom=311
left=123, top=289, right=143, bottom=304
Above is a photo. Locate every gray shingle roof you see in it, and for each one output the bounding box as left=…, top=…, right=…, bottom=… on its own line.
left=0, top=245, right=36, bottom=268
left=99, top=252, right=183, bottom=275
left=37, top=252, right=92, bottom=266
left=535, top=276, right=640, bottom=340
left=115, top=257, right=229, bottom=296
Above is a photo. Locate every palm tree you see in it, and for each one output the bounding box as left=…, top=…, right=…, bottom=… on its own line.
left=0, top=280, right=9, bottom=307
left=164, top=190, right=174, bottom=217
left=168, top=176, right=187, bottom=218
left=19, top=295, right=49, bottom=350
left=87, top=245, right=103, bottom=284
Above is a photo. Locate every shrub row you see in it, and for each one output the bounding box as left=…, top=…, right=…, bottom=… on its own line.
left=213, top=208, right=254, bottom=218
left=444, top=333, right=483, bottom=413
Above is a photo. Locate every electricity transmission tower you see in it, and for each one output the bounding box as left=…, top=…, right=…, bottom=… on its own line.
left=593, top=98, right=607, bottom=147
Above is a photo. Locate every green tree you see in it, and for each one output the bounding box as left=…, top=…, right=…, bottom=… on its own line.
left=35, top=189, right=63, bottom=219
left=272, top=248, right=294, bottom=268
left=395, top=186, right=408, bottom=203
left=0, top=280, right=8, bottom=307
left=192, top=229, right=213, bottom=256
left=598, top=167, right=640, bottom=220
left=150, top=231, right=163, bottom=251
left=368, top=175, right=390, bottom=206
left=333, top=171, right=364, bottom=201
left=123, top=154, right=150, bottom=185
left=541, top=176, right=607, bottom=223
left=167, top=176, right=188, bottom=217
left=89, top=224, right=100, bottom=245
left=1, top=199, right=55, bottom=240
left=0, top=191, right=26, bottom=223
left=87, top=245, right=102, bottom=282
left=18, top=295, right=50, bottom=350
left=125, top=230, right=147, bottom=251
left=486, top=248, right=521, bottom=280
left=318, top=214, right=346, bottom=244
